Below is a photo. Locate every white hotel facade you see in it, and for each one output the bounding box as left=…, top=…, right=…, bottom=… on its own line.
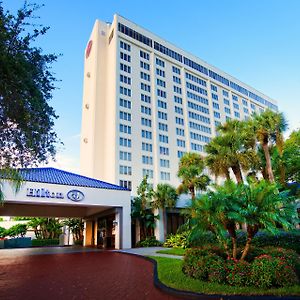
left=80, top=15, right=278, bottom=200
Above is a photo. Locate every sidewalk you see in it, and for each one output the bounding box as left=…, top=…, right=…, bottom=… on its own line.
left=116, top=246, right=183, bottom=259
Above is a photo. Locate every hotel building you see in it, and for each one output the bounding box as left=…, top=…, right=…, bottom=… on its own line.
left=80, top=14, right=278, bottom=201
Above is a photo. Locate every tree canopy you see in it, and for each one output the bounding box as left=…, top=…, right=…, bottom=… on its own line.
left=0, top=2, right=59, bottom=168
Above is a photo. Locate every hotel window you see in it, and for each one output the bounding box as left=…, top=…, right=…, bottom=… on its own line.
left=120, top=41, right=131, bottom=51
left=174, top=96, right=182, bottom=104
left=173, top=76, right=181, bottom=84
left=159, top=146, right=169, bottom=155
left=140, top=50, right=149, bottom=60
left=120, top=86, right=131, bottom=97
left=140, top=72, right=150, bottom=81
left=141, top=94, right=151, bottom=103
left=177, top=151, right=185, bottom=158
left=234, top=111, right=240, bottom=118
left=244, top=108, right=249, bottom=114
left=213, top=102, right=219, bottom=110
left=141, top=130, right=152, bottom=139
left=232, top=95, right=238, bottom=101
left=119, top=98, right=131, bottom=109
left=141, top=83, right=151, bottom=92
left=158, top=111, right=167, bottom=120
left=158, top=122, right=168, bottom=131
left=211, top=84, right=218, bottom=92
left=224, top=107, right=231, bottom=114
left=176, top=128, right=185, bottom=136
left=175, top=117, right=184, bottom=125
left=157, top=79, right=166, bottom=87
left=251, top=103, right=256, bottom=110
left=174, top=106, right=183, bottom=115
left=119, top=111, right=131, bottom=121
left=212, top=93, right=218, bottom=100
left=157, top=89, right=167, bottom=98
left=141, top=105, right=151, bottom=115
left=156, top=57, right=165, bottom=67
left=120, top=74, right=131, bottom=85
left=159, top=134, right=168, bottom=143
left=242, top=99, right=248, bottom=106
left=177, top=139, right=185, bottom=147
left=119, top=151, right=132, bottom=161
left=157, top=99, right=167, bottom=109
left=119, top=137, right=131, bottom=147
left=142, top=155, right=153, bottom=165
left=120, top=124, right=131, bottom=134
left=173, top=86, right=182, bottom=94
left=119, top=180, right=132, bottom=190
left=142, top=142, right=152, bottom=152
left=142, top=169, right=153, bottom=178
left=119, top=165, right=132, bottom=175
left=156, top=68, right=165, bottom=77
left=233, top=103, right=239, bottom=110
left=214, top=111, right=221, bottom=119
left=223, top=98, right=230, bottom=106
left=191, top=143, right=204, bottom=152
left=140, top=61, right=150, bottom=70
left=160, top=159, right=170, bottom=168
left=120, top=52, right=131, bottom=62
left=223, top=90, right=229, bottom=97
left=160, top=172, right=170, bottom=181
left=172, top=66, right=181, bottom=74
left=141, top=117, right=152, bottom=127
left=120, top=63, right=131, bottom=73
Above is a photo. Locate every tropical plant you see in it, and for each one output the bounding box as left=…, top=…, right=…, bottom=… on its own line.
left=131, top=176, right=157, bottom=240
left=152, top=183, right=178, bottom=240
left=189, top=180, right=298, bottom=261
left=251, top=110, right=287, bottom=183
left=63, top=218, right=84, bottom=242
left=28, top=217, right=62, bottom=239
left=5, top=223, right=27, bottom=238
left=177, top=152, right=210, bottom=200
left=0, top=168, right=23, bottom=204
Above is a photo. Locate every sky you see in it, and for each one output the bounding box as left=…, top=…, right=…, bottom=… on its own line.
left=3, top=0, right=300, bottom=173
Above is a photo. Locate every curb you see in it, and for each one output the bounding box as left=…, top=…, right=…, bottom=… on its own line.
left=116, top=251, right=300, bottom=300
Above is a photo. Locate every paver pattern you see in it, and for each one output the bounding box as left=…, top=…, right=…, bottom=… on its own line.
left=0, top=250, right=180, bottom=300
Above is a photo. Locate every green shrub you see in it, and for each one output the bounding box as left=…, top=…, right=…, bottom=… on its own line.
left=0, top=226, right=6, bottom=238
left=32, top=238, right=59, bottom=247
left=226, top=259, right=251, bottom=286
left=5, top=224, right=27, bottom=237
left=182, top=247, right=226, bottom=281
left=189, top=231, right=218, bottom=247
left=250, top=255, right=298, bottom=288
left=136, top=236, right=162, bottom=247
left=164, top=232, right=189, bottom=248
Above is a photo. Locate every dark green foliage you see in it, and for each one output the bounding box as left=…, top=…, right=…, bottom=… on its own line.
left=5, top=223, right=27, bottom=237
left=135, top=236, right=162, bottom=247
left=226, top=259, right=251, bottom=286
left=0, top=2, right=59, bottom=167
left=32, top=238, right=59, bottom=247
left=28, top=217, right=62, bottom=239
left=182, top=246, right=300, bottom=288
left=63, top=218, right=84, bottom=242
left=0, top=225, right=6, bottom=238
left=250, top=255, right=298, bottom=288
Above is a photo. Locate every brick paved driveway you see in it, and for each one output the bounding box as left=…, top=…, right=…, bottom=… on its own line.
left=0, top=250, right=179, bottom=300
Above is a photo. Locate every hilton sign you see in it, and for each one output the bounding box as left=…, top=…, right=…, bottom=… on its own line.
left=26, top=188, right=85, bottom=202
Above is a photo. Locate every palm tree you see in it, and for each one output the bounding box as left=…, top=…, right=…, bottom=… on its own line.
left=235, top=180, right=297, bottom=260
left=177, top=152, right=210, bottom=200
left=0, top=168, right=22, bottom=204
left=152, top=183, right=178, bottom=240
left=252, top=110, right=287, bottom=183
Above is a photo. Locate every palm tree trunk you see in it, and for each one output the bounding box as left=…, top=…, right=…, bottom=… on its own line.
left=226, top=223, right=237, bottom=259
left=189, top=186, right=196, bottom=200
left=231, top=165, right=243, bottom=184
left=163, top=208, right=167, bottom=241
left=240, top=225, right=258, bottom=261
left=262, top=141, right=275, bottom=183
left=225, top=169, right=230, bottom=181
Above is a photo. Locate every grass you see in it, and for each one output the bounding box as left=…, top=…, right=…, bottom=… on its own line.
left=149, top=256, right=300, bottom=296
left=156, top=248, right=185, bottom=256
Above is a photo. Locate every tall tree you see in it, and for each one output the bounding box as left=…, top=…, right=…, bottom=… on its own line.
left=152, top=183, right=178, bottom=240
left=0, top=2, right=59, bottom=168
left=177, top=152, right=210, bottom=200
left=252, top=110, right=287, bottom=183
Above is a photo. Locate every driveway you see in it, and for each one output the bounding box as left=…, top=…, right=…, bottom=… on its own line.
left=0, top=247, right=179, bottom=300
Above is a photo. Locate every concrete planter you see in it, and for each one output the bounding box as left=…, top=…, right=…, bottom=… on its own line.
left=3, top=237, right=32, bottom=248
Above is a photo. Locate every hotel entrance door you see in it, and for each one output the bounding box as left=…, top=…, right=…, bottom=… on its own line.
left=97, top=214, right=115, bottom=249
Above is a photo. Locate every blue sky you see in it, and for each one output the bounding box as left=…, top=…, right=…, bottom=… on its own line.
left=3, top=0, right=300, bottom=172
